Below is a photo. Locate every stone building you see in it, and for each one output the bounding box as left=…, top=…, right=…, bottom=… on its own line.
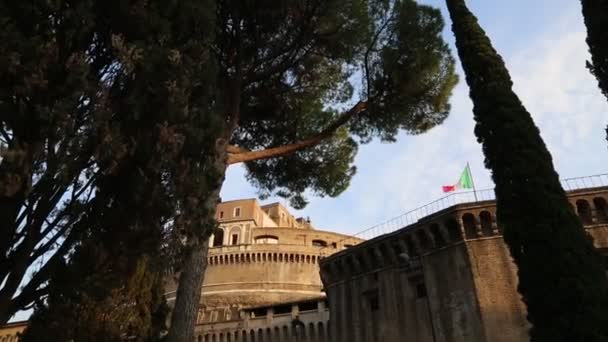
left=165, top=199, right=363, bottom=341
left=319, top=186, right=608, bottom=342
left=0, top=321, right=26, bottom=342
left=0, top=199, right=361, bottom=342
left=5, top=186, right=608, bottom=341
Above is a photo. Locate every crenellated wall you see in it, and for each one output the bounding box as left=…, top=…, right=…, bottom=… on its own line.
left=202, top=245, right=326, bottom=307
left=320, top=186, right=608, bottom=342
left=199, top=228, right=363, bottom=308
left=0, top=322, right=26, bottom=342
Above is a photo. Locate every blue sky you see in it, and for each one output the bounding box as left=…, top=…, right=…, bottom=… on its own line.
left=221, top=0, right=608, bottom=236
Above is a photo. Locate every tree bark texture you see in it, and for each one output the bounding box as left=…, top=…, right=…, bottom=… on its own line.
left=166, top=241, right=211, bottom=342
left=166, top=142, right=227, bottom=342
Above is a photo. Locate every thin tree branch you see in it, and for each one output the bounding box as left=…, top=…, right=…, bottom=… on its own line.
left=226, top=145, right=249, bottom=154
left=226, top=101, right=366, bottom=165
left=0, top=128, right=12, bottom=146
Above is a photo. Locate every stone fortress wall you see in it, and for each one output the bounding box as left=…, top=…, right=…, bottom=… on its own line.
left=0, top=198, right=359, bottom=342
left=175, top=198, right=362, bottom=341
left=165, top=199, right=363, bottom=310
left=195, top=298, right=330, bottom=342
left=0, top=321, right=25, bottom=342
left=320, top=186, right=608, bottom=342
left=7, top=187, right=606, bottom=341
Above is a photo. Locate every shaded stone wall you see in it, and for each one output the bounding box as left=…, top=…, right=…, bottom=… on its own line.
left=320, top=186, right=608, bottom=342
left=195, top=298, right=330, bottom=342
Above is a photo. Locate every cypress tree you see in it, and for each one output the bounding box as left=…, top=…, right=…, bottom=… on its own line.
left=580, top=0, right=608, bottom=141
left=581, top=0, right=608, bottom=99
left=446, top=0, right=608, bottom=341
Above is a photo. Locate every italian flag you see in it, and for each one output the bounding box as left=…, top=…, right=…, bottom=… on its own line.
left=442, top=164, right=474, bottom=193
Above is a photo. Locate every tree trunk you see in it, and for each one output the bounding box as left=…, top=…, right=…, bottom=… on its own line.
left=446, top=1, right=608, bottom=341
left=166, top=143, right=227, bottom=342
left=166, top=241, right=211, bottom=342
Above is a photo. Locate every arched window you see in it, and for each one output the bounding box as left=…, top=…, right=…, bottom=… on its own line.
left=229, top=226, right=241, bottom=245
left=282, top=326, right=289, bottom=341
left=594, top=197, right=608, bottom=223
left=577, top=199, right=593, bottom=225
left=254, top=235, right=279, bottom=244
left=416, top=230, right=432, bottom=251
left=444, top=218, right=462, bottom=242
left=312, top=239, right=328, bottom=247
left=429, top=224, right=446, bottom=247
left=318, top=322, right=326, bottom=342
left=462, top=213, right=477, bottom=239
left=406, top=236, right=418, bottom=256
left=479, top=211, right=494, bottom=236
left=212, top=228, right=224, bottom=247
left=309, top=323, right=316, bottom=340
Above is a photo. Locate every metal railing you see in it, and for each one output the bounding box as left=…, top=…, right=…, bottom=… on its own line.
left=324, top=173, right=608, bottom=249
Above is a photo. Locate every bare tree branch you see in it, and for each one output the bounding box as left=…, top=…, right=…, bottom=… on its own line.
left=226, top=101, right=366, bottom=165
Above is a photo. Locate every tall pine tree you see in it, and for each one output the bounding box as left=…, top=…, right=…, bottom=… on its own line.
left=446, top=1, right=608, bottom=341
left=580, top=0, right=608, bottom=141
left=20, top=0, right=218, bottom=339
left=0, top=0, right=119, bottom=322
left=166, top=1, right=459, bottom=340
left=1, top=1, right=458, bottom=339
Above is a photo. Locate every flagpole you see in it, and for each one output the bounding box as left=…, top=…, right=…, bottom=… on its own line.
left=468, top=162, right=479, bottom=201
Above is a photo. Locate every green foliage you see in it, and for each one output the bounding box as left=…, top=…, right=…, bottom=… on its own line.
left=230, top=0, right=458, bottom=207
left=580, top=0, right=608, bottom=142
left=581, top=0, right=608, bottom=100
left=2, top=0, right=458, bottom=338
left=446, top=0, right=608, bottom=341
left=0, top=0, right=114, bottom=322
left=358, top=0, right=458, bottom=141
left=0, top=0, right=219, bottom=334
left=22, top=247, right=168, bottom=342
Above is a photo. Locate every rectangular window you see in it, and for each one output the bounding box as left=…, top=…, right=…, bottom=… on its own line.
left=273, top=304, right=292, bottom=315
left=234, top=207, right=241, bottom=217
left=219, top=211, right=224, bottom=219
left=365, top=290, right=380, bottom=311
left=231, top=234, right=239, bottom=245
left=251, top=308, right=267, bottom=318
left=416, top=282, right=427, bottom=299
left=298, top=301, right=318, bottom=312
